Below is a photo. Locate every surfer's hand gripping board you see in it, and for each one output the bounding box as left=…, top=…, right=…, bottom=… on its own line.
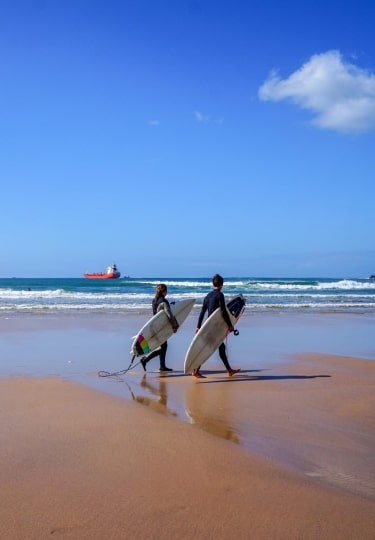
left=131, top=298, right=195, bottom=357
left=184, top=295, right=246, bottom=374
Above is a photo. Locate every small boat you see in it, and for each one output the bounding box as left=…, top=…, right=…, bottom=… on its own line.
left=84, top=263, right=121, bottom=279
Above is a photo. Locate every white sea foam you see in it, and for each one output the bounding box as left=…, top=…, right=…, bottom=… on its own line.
left=248, top=279, right=375, bottom=291
left=0, top=277, right=374, bottom=314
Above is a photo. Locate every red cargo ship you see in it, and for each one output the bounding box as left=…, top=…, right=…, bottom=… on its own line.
left=84, top=263, right=121, bottom=279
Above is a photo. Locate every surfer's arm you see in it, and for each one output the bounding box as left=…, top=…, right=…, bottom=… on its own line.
left=158, top=300, right=179, bottom=331
left=196, top=303, right=207, bottom=330
left=219, top=294, right=234, bottom=331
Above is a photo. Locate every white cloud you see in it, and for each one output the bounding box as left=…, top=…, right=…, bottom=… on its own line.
left=258, top=50, right=375, bottom=134
left=147, top=120, right=160, bottom=126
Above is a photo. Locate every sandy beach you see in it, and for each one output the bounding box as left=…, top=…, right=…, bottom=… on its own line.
left=1, top=312, right=374, bottom=539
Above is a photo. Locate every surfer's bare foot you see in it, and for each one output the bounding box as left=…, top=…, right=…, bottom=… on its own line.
left=140, top=358, right=147, bottom=372
left=228, top=368, right=240, bottom=376
left=192, top=369, right=206, bottom=379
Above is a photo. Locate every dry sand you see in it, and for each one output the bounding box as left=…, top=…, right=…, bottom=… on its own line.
left=1, top=313, right=375, bottom=539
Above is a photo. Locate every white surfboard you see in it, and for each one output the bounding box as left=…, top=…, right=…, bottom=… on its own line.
left=131, top=298, right=196, bottom=357
left=184, top=295, right=246, bottom=374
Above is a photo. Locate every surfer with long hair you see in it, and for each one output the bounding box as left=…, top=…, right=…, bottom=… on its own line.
left=140, top=284, right=179, bottom=372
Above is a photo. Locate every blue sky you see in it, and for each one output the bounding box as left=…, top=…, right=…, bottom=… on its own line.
left=1, top=0, right=374, bottom=278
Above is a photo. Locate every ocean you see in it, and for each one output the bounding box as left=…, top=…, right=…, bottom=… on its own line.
left=1, top=277, right=375, bottom=315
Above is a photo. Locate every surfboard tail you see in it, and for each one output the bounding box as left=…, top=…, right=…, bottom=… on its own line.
left=227, top=295, right=246, bottom=318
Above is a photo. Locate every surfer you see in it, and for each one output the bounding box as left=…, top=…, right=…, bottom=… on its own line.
left=140, top=284, right=179, bottom=372
left=192, top=274, right=240, bottom=379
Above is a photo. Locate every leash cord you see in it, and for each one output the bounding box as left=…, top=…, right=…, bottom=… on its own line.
left=98, top=355, right=140, bottom=377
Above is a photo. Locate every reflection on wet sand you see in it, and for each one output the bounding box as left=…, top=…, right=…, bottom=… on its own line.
left=184, top=381, right=241, bottom=444
left=128, top=375, right=177, bottom=416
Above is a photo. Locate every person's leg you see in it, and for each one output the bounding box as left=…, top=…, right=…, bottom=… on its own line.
left=218, top=342, right=231, bottom=370
left=159, top=342, right=167, bottom=369
left=140, top=348, right=161, bottom=371
left=159, top=342, right=173, bottom=371
left=219, top=342, right=240, bottom=376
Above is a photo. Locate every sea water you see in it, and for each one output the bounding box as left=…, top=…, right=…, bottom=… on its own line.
left=0, top=277, right=375, bottom=315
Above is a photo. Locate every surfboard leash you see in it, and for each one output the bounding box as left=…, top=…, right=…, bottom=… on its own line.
left=98, top=355, right=141, bottom=377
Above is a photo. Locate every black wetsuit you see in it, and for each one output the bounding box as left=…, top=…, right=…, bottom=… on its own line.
left=197, top=289, right=233, bottom=371
left=143, top=297, right=178, bottom=370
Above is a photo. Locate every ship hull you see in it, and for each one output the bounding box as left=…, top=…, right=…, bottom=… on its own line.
left=84, top=273, right=121, bottom=279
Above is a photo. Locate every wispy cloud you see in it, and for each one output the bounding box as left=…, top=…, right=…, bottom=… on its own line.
left=194, top=110, right=210, bottom=123
left=258, top=50, right=375, bottom=134
left=147, top=120, right=160, bottom=127
left=194, top=111, right=224, bottom=125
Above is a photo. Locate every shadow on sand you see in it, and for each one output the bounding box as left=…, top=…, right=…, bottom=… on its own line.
left=193, top=369, right=331, bottom=383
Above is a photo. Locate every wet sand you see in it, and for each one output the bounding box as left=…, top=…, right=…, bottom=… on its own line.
left=1, top=312, right=375, bottom=538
